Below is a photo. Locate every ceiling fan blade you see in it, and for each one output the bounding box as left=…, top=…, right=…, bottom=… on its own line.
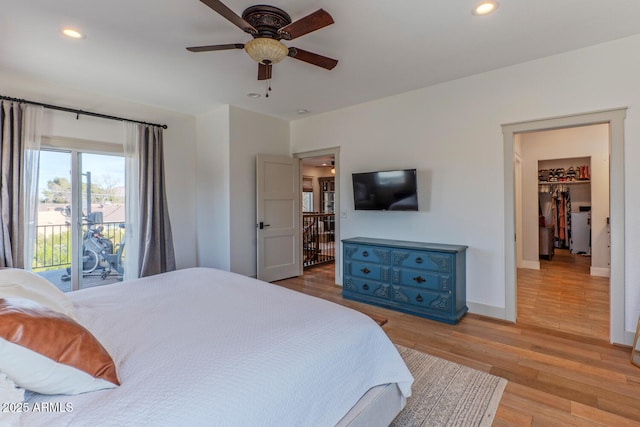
left=288, top=48, right=338, bottom=70
left=186, top=43, right=244, bottom=53
left=278, top=9, right=334, bottom=40
left=258, top=63, right=272, bottom=81
left=199, top=0, right=257, bottom=35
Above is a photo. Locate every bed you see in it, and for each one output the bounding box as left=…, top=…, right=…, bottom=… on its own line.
left=10, top=267, right=413, bottom=426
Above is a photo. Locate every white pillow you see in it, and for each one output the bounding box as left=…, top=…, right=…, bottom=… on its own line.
left=0, top=268, right=76, bottom=319
left=0, top=297, right=119, bottom=395
left=0, top=371, right=25, bottom=427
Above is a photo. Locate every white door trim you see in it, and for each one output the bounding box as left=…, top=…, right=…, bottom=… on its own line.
left=502, top=108, right=627, bottom=344
left=514, top=153, right=523, bottom=269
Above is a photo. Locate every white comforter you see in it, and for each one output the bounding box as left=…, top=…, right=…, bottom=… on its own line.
left=23, top=267, right=413, bottom=426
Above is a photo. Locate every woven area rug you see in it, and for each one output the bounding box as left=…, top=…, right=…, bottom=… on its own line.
left=392, top=345, right=507, bottom=427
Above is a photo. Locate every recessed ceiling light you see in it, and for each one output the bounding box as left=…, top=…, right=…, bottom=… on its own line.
left=472, top=1, right=499, bottom=16
left=247, top=93, right=261, bottom=98
left=61, top=27, right=85, bottom=39
left=296, top=109, right=309, bottom=114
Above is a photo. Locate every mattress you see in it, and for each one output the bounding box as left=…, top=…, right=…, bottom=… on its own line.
left=23, top=267, right=413, bottom=426
left=336, top=383, right=406, bottom=427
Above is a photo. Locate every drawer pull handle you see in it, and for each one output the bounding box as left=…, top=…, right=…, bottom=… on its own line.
left=415, top=257, right=423, bottom=264
left=416, top=294, right=423, bottom=302
left=361, top=267, right=371, bottom=275
left=362, top=284, right=369, bottom=290
left=413, top=276, right=426, bottom=284
left=362, top=251, right=369, bottom=257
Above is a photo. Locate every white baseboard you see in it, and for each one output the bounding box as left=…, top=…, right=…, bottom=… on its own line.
left=519, top=260, right=540, bottom=270
left=590, top=266, right=610, bottom=277
left=467, top=302, right=508, bottom=321
left=623, top=329, right=636, bottom=347
left=467, top=302, right=634, bottom=345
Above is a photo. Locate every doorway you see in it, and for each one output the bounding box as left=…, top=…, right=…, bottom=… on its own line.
left=295, top=147, right=340, bottom=282
left=502, top=108, right=627, bottom=345
left=34, top=147, right=126, bottom=292
left=516, top=125, right=610, bottom=340
left=301, top=155, right=335, bottom=269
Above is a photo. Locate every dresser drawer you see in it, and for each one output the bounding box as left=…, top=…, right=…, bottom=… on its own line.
left=343, top=277, right=391, bottom=299
left=345, top=260, right=390, bottom=281
left=391, top=268, right=452, bottom=292
left=342, top=237, right=467, bottom=324
left=391, top=286, right=452, bottom=313
left=392, top=250, right=453, bottom=273
left=344, top=244, right=391, bottom=264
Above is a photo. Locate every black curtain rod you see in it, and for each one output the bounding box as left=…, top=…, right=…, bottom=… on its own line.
left=0, top=94, right=168, bottom=129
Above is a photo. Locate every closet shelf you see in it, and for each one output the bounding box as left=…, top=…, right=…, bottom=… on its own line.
left=539, top=180, right=590, bottom=185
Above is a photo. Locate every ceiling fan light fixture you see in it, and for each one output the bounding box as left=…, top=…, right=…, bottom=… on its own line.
left=244, top=38, right=288, bottom=65
left=472, top=1, right=499, bottom=16
left=61, top=27, right=85, bottom=39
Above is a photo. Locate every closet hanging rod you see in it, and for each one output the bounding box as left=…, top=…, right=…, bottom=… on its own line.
left=0, top=94, right=167, bottom=129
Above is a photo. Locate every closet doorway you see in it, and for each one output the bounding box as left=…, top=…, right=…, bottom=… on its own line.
left=516, top=124, right=610, bottom=340
left=502, top=108, right=633, bottom=344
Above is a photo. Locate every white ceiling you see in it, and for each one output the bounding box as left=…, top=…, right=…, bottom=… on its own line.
left=2, top=0, right=640, bottom=121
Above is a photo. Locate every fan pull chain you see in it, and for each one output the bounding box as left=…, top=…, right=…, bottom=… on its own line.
left=265, top=79, right=272, bottom=98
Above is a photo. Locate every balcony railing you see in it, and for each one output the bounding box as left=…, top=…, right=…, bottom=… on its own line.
left=303, top=213, right=335, bottom=268
left=33, top=222, right=125, bottom=271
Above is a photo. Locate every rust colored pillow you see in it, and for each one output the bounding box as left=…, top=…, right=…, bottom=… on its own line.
left=0, top=298, right=119, bottom=395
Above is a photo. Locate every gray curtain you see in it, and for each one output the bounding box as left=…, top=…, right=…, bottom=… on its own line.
left=0, top=101, right=24, bottom=268
left=137, top=125, right=176, bottom=277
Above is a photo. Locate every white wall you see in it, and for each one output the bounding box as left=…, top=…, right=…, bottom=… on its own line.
left=0, top=70, right=198, bottom=270
left=196, top=106, right=290, bottom=277
left=196, top=106, right=231, bottom=270
left=520, top=125, right=609, bottom=274
left=229, top=106, right=290, bottom=277
left=290, top=34, right=640, bottom=336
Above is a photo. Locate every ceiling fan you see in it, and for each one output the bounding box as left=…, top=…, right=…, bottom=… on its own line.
left=187, top=0, right=338, bottom=85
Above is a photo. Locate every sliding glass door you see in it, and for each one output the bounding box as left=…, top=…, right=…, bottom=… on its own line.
left=34, top=149, right=126, bottom=292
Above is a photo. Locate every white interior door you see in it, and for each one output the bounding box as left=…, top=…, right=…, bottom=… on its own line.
left=256, top=154, right=301, bottom=282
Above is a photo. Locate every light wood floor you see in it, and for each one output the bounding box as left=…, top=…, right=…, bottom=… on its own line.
left=517, top=249, right=610, bottom=341
left=274, top=263, right=640, bottom=426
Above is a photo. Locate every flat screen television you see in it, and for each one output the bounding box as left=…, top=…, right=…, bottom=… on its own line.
left=352, top=169, right=418, bottom=211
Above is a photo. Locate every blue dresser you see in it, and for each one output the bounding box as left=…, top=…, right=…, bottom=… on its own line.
left=342, top=237, right=468, bottom=324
